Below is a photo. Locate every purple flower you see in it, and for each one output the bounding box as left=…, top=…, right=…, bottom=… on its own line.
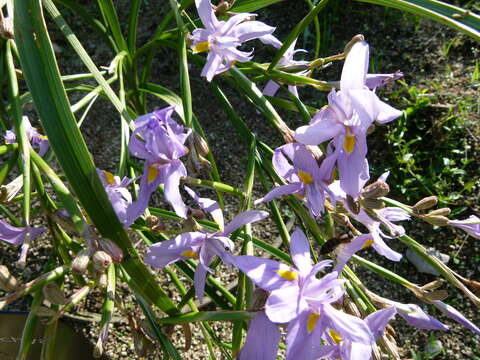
left=448, top=215, right=480, bottom=239
left=432, top=301, right=480, bottom=334
left=238, top=311, right=280, bottom=360
left=97, top=170, right=135, bottom=227
left=295, top=40, right=402, bottom=198
left=0, top=220, right=45, bottom=246
left=263, top=39, right=309, bottom=98
left=0, top=220, right=46, bottom=267
left=234, top=228, right=344, bottom=323
left=4, top=116, right=49, bottom=156
left=255, top=143, right=334, bottom=217
left=191, top=0, right=277, bottom=81
left=129, top=106, right=191, bottom=219
left=145, top=187, right=268, bottom=302
left=329, top=174, right=410, bottom=262
left=393, top=302, right=449, bottom=331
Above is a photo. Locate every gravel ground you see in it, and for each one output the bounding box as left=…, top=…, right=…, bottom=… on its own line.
left=1, top=1, right=479, bottom=359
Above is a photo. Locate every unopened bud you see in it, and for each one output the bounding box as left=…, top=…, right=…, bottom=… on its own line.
left=98, top=273, right=108, bottom=288
left=43, top=282, right=67, bottom=305
left=92, top=251, right=112, bottom=272
left=424, top=215, right=449, bottom=226
left=145, top=215, right=159, bottom=227
left=192, top=132, right=210, bottom=157
left=0, top=176, right=23, bottom=203
left=361, top=181, right=390, bottom=199
left=0, top=265, right=19, bottom=291
left=428, top=208, right=451, bottom=216
left=151, top=223, right=166, bottom=232
left=98, top=239, right=123, bottom=263
left=412, top=196, right=438, bottom=211
left=331, top=213, right=350, bottom=227
left=72, top=249, right=91, bottom=274
left=364, top=208, right=381, bottom=222
left=366, top=124, right=376, bottom=135
left=360, top=198, right=385, bottom=210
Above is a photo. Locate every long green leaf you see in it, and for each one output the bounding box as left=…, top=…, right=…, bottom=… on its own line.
left=230, top=0, right=284, bottom=12
left=354, top=0, right=480, bottom=41
left=156, top=311, right=256, bottom=324
left=15, top=0, right=179, bottom=316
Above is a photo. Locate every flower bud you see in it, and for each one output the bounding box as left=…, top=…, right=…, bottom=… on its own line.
left=98, top=272, right=108, bottom=288
left=428, top=208, right=451, bottom=217
left=360, top=198, right=385, bottom=210
left=424, top=289, right=448, bottom=302
left=424, top=215, right=449, bottom=226
left=43, top=282, right=67, bottom=305
left=192, top=132, right=210, bottom=157
left=72, top=249, right=91, bottom=274
left=412, top=196, right=438, bottom=211
left=98, top=239, right=123, bottom=263
left=92, top=251, right=112, bottom=272
left=145, top=215, right=159, bottom=227
left=0, top=175, right=23, bottom=203
left=0, top=265, right=19, bottom=291
left=361, top=181, right=390, bottom=199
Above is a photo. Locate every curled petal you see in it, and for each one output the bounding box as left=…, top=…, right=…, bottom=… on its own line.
left=295, top=107, right=343, bottom=145
left=433, top=301, right=480, bottom=334
left=184, top=186, right=224, bottom=230
left=163, top=161, right=188, bottom=218
left=341, top=40, right=369, bottom=91
left=254, top=183, right=303, bottom=205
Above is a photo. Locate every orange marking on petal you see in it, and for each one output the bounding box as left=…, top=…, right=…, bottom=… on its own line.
left=103, top=171, right=116, bottom=185
left=181, top=250, right=199, bottom=259
left=148, top=165, right=159, bottom=184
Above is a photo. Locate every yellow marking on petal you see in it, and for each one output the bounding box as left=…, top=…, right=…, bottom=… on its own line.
left=276, top=269, right=298, bottom=281
left=39, top=135, right=48, bottom=140
left=148, top=165, right=159, bottom=184
left=321, top=105, right=329, bottom=110
left=294, top=193, right=305, bottom=200
left=307, top=313, right=320, bottom=333
left=328, top=329, right=342, bottom=344
left=361, top=239, right=374, bottom=249
left=192, top=41, right=210, bottom=54
left=181, top=250, right=199, bottom=259
left=298, top=169, right=314, bottom=185
left=343, top=127, right=356, bottom=154
left=103, top=171, right=116, bottom=185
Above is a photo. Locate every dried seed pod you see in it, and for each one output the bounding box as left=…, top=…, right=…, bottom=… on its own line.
left=43, top=282, right=67, bottom=305
left=98, top=238, right=124, bottom=263
left=412, top=196, right=438, bottom=211
left=424, top=215, right=449, bottom=226
left=0, top=265, right=19, bottom=291
left=72, top=249, right=91, bottom=275
left=361, top=181, right=390, bottom=199
left=92, top=251, right=113, bottom=272
left=425, top=289, right=449, bottom=302
left=428, top=208, right=451, bottom=216
left=34, top=306, right=58, bottom=317
left=359, top=198, right=385, bottom=210
left=346, top=195, right=360, bottom=214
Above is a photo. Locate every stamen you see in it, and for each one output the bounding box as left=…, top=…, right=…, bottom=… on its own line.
left=103, top=171, right=116, bottom=185
left=298, top=169, right=314, bottom=184
left=276, top=269, right=298, bottom=281
left=328, top=329, right=342, bottom=344
left=361, top=239, right=374, bottom=249
left=307, top=313, right=320, bottom=333
left=181, top=250, right=199, bottom=259
left=192, top=41, right=210, bottom=54
left=343, top=128, right=356, bottom=154
left=148, top=165, right=159, bottom=184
